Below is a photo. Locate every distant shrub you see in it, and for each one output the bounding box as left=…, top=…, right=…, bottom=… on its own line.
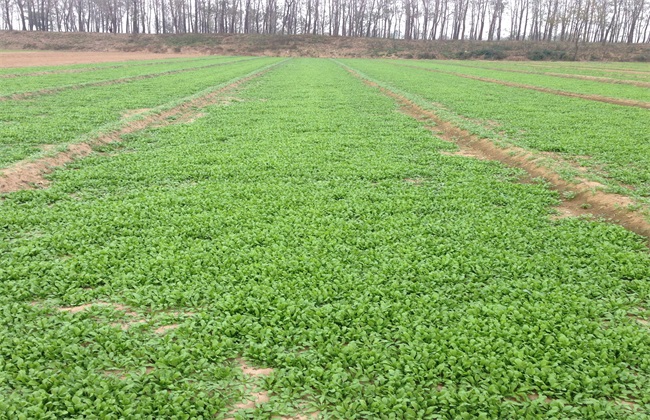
left=22, top=43, right=38, bottom=50
left=473, top=48, right=507, bottom=60
left=455, top=48, right=507, bottom=60
left=178, top=34, right=206, bottom=46
left=44, top=43, right=74, bottom=50
left=417, top=52, right=436, bottom=59
left=632, top=54, right=649, bottom=62
left=527, top=49, right=568, bottom=61
left=247, top=43, right=265, bottom=52
left=276, top=37, right=294, bottom=46
left=147, top=45, right=166, bottom=53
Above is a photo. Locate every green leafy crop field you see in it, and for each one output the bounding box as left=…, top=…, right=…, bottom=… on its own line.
left=0, top=56, right=246, bottom=96
left=0, top=57, right=280, bottom=167
left=0, top=56, right=218, bottom=77
left=389, top=60, right=650, bottom=103
left=343, top=59, right=650, bottom=200
left=0, top=57, right=649, bottom=418
left=482, top=61, right=650, bottom=83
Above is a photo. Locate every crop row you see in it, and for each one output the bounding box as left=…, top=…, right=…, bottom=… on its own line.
left=0, top=58, right=648, bottom=418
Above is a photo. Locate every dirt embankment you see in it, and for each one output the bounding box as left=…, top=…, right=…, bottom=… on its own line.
left=1, top=30, right=649, bottom=61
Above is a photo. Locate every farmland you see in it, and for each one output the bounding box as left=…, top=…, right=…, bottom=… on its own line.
left=0, top=56, right=649, bottom=418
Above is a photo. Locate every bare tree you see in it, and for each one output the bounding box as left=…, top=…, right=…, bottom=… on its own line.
left=0, top=0, right=648, bottom=44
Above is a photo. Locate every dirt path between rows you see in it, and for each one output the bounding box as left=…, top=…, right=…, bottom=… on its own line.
left=0, top=51, right=204, bottom=68
left=0, top=63, right=279, bottom=193
left=395, top=63, right=650, bottom=110
left=0, top=58, right=257, bottom=101
left=437, top=62, right=650, bottom=88
left=343, top=65, right=650, bottom=241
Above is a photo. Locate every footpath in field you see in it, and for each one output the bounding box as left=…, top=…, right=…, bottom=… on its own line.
left=1, top=58, right=649, bottom=418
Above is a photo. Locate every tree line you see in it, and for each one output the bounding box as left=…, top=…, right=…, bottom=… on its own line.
left=1, top=0, right=649, bottom=43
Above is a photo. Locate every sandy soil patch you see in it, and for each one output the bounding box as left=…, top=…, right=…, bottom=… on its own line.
left=154, top=324, right=180, bottom=334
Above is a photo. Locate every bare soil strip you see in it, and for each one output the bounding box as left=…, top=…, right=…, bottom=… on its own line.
left=225, top=359, right=273, bottom=419
left=440, top=62, right=650, bottom=88
left=395, top=63, right=650, bottom=110
left=154, top=324, right=180, bottom=334
left=344, top=65, right=650, bottom=241
left=0, top=63, right=277, bottom=193
left=0, top=57, right=257, bottom=101
left=55, top=300, right=197, bottom=333
left=628, top=306, right=649, bottom=327
left=59, top=301, right=132, bottom=314
left=227, top=359, right=319, bottom=419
